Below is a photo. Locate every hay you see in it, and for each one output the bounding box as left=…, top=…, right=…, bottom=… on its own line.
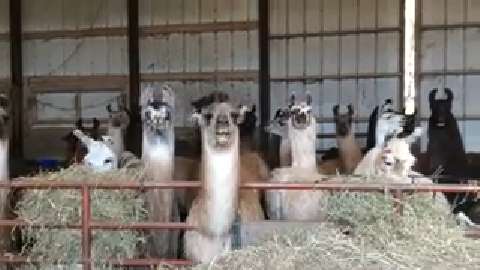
left=165, top=190, right=480, bottom=270
left=15, top=165, right=148, bottom=269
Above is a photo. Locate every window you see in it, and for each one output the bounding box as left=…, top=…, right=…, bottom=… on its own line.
left=33, top=90, right=123, bottom=124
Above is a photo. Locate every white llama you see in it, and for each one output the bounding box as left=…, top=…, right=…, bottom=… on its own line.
left=266, top=93, right=327, bottom=221
left=106, top=103, right=130, bottom=162
left=184, top=99, right=248, bottom=264
left=140, top=83, right=179, bottom=258
left=72, top=129, right=117, bottom=172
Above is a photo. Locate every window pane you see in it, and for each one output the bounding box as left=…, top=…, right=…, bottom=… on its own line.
left=36, top=93, right=76, bottom=121
left=80, top=92, right=121, bottom=119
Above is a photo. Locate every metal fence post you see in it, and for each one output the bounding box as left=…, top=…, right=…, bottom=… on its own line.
left=81, top=184, right=91, bottom=270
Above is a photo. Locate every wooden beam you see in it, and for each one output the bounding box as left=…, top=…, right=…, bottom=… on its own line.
left=26, top=75, right=128, bottom=90
left=270, top=73, right=402, bottom=82
left=140, top=21, right=258, bottom=36
left=141, top=71, right=258, bottom=82
left=0, top=22, right=259, bottom=41
left=127, top=0, right=141, bottom=156
left=269, top=27, right=401, bottom=39
left=10, top=0, right=23, bottom=158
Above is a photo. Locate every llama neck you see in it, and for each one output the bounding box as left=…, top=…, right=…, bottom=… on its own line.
left=108, top=126, right=124, bottom=158
left=201, top=128, right=239, bottom=236
left=288, top=121, right=317, bottom=171
left=142, top=127, right=174, bottom=181
left=337, top=131, right=362, bottom=173
left=0, top=140, right=8, bottom=181
left=279, top=137, right=291, bottom=167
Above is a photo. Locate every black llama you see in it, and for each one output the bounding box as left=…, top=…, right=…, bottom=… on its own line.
left=426, top=88, right=480, bottom=222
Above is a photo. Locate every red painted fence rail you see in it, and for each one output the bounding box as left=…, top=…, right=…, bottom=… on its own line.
left=0, top=179, right=479, bottom=269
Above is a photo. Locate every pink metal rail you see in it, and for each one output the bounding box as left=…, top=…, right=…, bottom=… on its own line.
left=0, top=180, right=479, bottom=269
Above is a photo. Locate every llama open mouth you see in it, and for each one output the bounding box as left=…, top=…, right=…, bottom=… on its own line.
left=292, top=113, right=311, bottom=129
left=214, top=114, right=233, bottom=147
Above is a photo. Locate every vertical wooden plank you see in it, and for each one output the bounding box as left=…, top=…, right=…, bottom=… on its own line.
left=10, top=0, right=23, bottom=158
left=259, top=0, right=270, bottom=159
left=127, top=0, right=141, bottom=156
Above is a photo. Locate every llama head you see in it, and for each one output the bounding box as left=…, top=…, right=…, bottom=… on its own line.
left=106, top=103, right=130, bottom=130
left=192, top=94, right=246, bottom=150
left=273, top=107, right=290, bottom=127
left=141, top=84, right=175, bottom=133
left=287, top=93, right=313, bottom=130
left=333, top=104, right=354, bottom=137
left=73, top=129, right=117, bottom=172
left=376, top=99, right=405, bottom=144
left=378, top=137, right=416, bottom=177
left=0, top=94, right=10, bottom=139
left=429, top=88, right=454, bottom=128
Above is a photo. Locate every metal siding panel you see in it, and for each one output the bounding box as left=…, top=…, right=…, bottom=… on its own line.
left=151, top=0, right=168, bottom=25
left=357, top=78, right=376, bottom=118
left=421, top=0, right=445, bottom=25
left=465, top=28, right=480, bottom=70
left=107, top=0, right=127, bottom=27
left=139, top=0, right=152, bottom=26
left=201, top=0, right=215, bottom=23
left=62, top=0, right=81, bottom=30
left=217, top=32, right=232, bottom=70
left=168, top=0, right=184, bottom=24
left=249, top=0, right=258, bottom=21
left=305, top=0, right=322, bottom=33
left=305, top=37, right=321, bottom=76
left=377, top=32, right=399, bottom=73
left=359, top=0, right=375, bottom=28
left=185, top=34, right=200, bottom=72
left=157, top=37, right=169, bottom=73
left=200, top=33, right=216, bottom=72
left=376, top=78, right=399, bottom=108
left=358, top=34, right=375, bottom=74
left=377, top=0, right=399, bottom=27
left=341, top=35, right=357, bottom=75
left=287, top=0, right=304, bottom=34
left=323, top=0, right=340, bottom=31
left=341, top=0, right=357, bottom=30
left=270, top=39, right=287, bottom=77
left=447, top=29, right=464, bottom=71
left=465, top=120, right=480, bottom=152
left=270, top=0, right=287, bottom=34
left=421, top=30, right=445, bottom=72
left=169, top=34, right=184, bottom=72
left=249, top=30, right=259, bottom=70
left=217, top=0, right=232, bottom=22
left=0, top=0, right=8, bottom=33
left=322, top=36, right=339, bottom=76
left=62, top=39, right=80, bottom=75
left=446, top=0, right=465, bottom=25
left=340, top=79, right=357, bottom=107
left=90, top=37, right=109, bottom=74
left=233, top=31, right=248, bottom=70
left=0, top=41, right=9, bottom=78
left=270, top=82, right=288, bottom=117
left=321, top=80, right=340, bottom=118
left=233, top=0, right=249, bottom=22
left=465, top=75, right=480, bottom=116
left=184, top=0, right=200, bottom=24
left=467, top=0, right=480, bottom=22
left=287, top=38, right=304, bottom=76
left=107, top=37, right=127, bottom=75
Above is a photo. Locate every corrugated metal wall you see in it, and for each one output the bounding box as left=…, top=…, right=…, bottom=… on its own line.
left=139, top=0, right=259, bottom=127
left=419, top=0, right=480, bottom=152
left=0, top=0, right=9, bottom=82
left=22, top=0, right=128, bottom=76
left=269, top=0, right=401, bottom=151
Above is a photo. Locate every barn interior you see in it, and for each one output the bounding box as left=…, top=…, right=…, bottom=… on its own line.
left=0, top=0, right=480, bottom=268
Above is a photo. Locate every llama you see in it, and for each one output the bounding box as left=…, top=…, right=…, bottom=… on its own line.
left=266, top=108, right=291, bottom=167
left=366, top=99, right=405, bottom=151
left=328, top=104, right=362, bottom=174
left=139, top=83, right=181, bottom=258
left=266, top=94, right=327, bottom=221
left=184, top=99, right=248, bottom=264
left=72, top=129, right=117, bottom=172
left=426, top=88, right=480, bottom=222
left=106, top=103, right=130, bottom=161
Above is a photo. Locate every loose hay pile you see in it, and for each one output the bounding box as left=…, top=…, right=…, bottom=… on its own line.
left=171, top=190, right=480, bottom=270
left=15, top=165, right=147, bottom=269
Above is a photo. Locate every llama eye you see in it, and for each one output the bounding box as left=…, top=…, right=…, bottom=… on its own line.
left=104, top=159, right=113, bottom=164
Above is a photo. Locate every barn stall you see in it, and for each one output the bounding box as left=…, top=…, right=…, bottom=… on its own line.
left=0, top=0, right=479, bottom=269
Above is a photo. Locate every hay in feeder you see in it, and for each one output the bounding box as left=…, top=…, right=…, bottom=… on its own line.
left=15, top=165, right=147, bottom=269
left=164, top=189, right=480, bottom=270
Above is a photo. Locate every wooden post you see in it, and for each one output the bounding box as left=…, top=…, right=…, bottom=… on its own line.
left=9, top=0, right=23, bottom=158
left=404, top=0, right=416, bottom=116
left=258, top=0, right=272, bottom=165
left=127, top=0, right=141, bottom=156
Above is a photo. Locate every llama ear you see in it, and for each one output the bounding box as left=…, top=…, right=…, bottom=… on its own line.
left=429, top=88, right=438, bottom=106
left=333, top=105, right=339, bottom=117
left=445, top=88, right=454, bottom=102
left=106, top=104, right=112, bottom=113
left=289, top=93, right=296, bottom=107
left=191, top=111, right=205, bottom=127
left=306, top=93, right=312, bottom=106
left=348, top=104, right=354, bottom=116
